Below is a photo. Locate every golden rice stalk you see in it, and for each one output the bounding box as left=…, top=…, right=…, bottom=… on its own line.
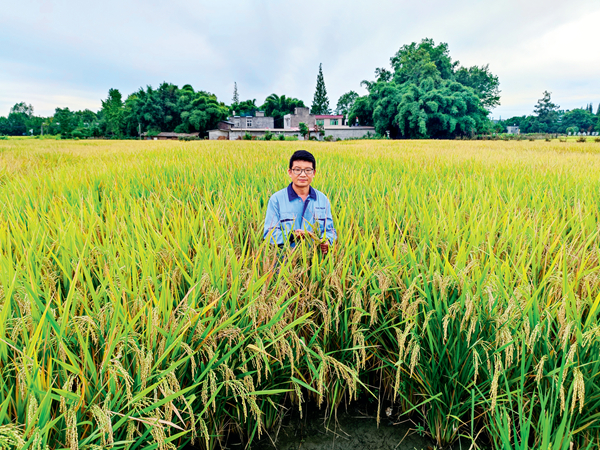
left=27, top=394, right=39, bottom=438
left=409, top=339, right=420, bottom=377
left=473, top=350, right=480, bottom=385
left=535, top=355, right=548, bottom=384
left=293, top=381, right=304, bottom=418
left=570, top=368, right=585, bottom=414
left=490, top=355, right=502, bottom=411
left=0, top=425, right=26, bottom=448
left=558, top=374, right=567, bottom=414
left=65, top=406, right=78, bottom=450
left=90, top=403, right=114, bottom=447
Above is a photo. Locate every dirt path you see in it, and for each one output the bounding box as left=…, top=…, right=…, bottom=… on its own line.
left=249, top=401, right=437, bottom=450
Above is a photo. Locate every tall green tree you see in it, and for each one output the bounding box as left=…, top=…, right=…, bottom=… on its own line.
left=175, top=89, right=228, bottom=133
left=311, top=63, right=330, bottom=115
left=335, top=91, right=359, bottom=116
left=0, top=117, right=9, bottom=135
left=351, top=38, right=494, bottom=138
left=76, top=109, right=98, bottom=127
left=10, top=102, right=34, bottom=116
left=2, top=102, right=35, bottom=135
left=348, top=96, right=374, bottom=126
left=454, top=64, right=500, bottom=109
left=232, top=82, right=239, bottom=104
left=100, top=88, right=124, bottom=137
left=230, top=99, right=258, bottom=116
left=54, top=107, right=76, bottom=137
left=390, top=39, right=454, bottom=84
left=260, top=94, right=305, bottom=128
left=532, top=91, right=559, bottom=132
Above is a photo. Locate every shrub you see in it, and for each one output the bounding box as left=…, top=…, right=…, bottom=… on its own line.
left=243, top=132, right=253, bottom=140
left=298, top=122, right=309, bottom=140
left=576, top=136, right=587, bottom=143
left=278, top=133, right=285, bottom=141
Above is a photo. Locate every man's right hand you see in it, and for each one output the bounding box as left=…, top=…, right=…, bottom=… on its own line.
left=293, top=229, right=306, bottom=239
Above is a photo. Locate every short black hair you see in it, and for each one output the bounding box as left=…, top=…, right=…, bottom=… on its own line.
left=289, top=150, right=316, bottom=170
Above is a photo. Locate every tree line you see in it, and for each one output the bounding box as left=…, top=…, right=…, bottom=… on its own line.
left=1, top=38, right=599, bottom=139
left=499, top=91, right=599, bottom=135
left=0, top=84, right=308, bottom=139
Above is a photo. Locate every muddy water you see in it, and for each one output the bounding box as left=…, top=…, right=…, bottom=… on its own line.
left=248, top=401, right=438, bottom=450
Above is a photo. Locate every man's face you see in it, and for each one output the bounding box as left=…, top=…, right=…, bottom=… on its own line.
left=288, top=160, right=315, bottom=188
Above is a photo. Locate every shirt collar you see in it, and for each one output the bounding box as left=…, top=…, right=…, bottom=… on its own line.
left=287, top=183, right=317, bottom=202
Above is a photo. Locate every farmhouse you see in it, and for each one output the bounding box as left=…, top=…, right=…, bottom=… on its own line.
left=230, top=111, right=274, bottom=129
left=284, top=107, right=376, bottom=140
left=283, top=107, right=315, bottom=129
left=315, top=115, right=344, bottom=127
left=208, top=107, right=376, bottom=140
left=506, top=126, right=520, bottom=135
left=209, top=111, right=292, bottom=140
left=208, top=121, right=301, bottom=140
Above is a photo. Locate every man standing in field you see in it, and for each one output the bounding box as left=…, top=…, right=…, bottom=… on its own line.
left=263, top=150, right=336, bottom=254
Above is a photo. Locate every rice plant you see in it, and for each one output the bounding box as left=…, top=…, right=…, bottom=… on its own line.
left=1, top=138, right=600, bottom=449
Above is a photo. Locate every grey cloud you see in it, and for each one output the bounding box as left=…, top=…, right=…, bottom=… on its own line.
left=1, top=0, right=598, bottom=117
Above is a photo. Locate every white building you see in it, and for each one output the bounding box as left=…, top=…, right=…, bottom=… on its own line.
left=209, top=107, right=377, bottom=140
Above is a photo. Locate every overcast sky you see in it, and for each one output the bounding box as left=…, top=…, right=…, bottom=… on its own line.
left=1, top=0, right=599, bottom=119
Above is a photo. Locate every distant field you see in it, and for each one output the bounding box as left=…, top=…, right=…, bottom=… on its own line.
left=1, top=139, right=599, bottom=449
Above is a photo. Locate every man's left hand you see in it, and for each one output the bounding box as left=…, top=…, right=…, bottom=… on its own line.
left=320, top=241, right=329, bottom=255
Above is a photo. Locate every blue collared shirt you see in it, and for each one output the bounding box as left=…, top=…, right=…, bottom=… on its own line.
left=263, top=183, right=337, bottom=246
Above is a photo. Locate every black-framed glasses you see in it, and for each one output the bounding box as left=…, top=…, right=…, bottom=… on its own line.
left=291, top=168, right=315, bottom=175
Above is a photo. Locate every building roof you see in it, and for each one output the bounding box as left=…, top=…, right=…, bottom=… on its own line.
left=324, top=126, right=375, bottom=130
left=230, top=111, right=267, bottom=118
left=315, top=115, right=344, bottom=119
left=141, top=131, right=199, bottom=137
left=230, top=128, right=298, bottom=132
left=208, top=128, right=301, bottom=132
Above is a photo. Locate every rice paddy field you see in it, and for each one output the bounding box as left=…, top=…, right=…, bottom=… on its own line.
left=1, top=138, right=600, bottom=450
